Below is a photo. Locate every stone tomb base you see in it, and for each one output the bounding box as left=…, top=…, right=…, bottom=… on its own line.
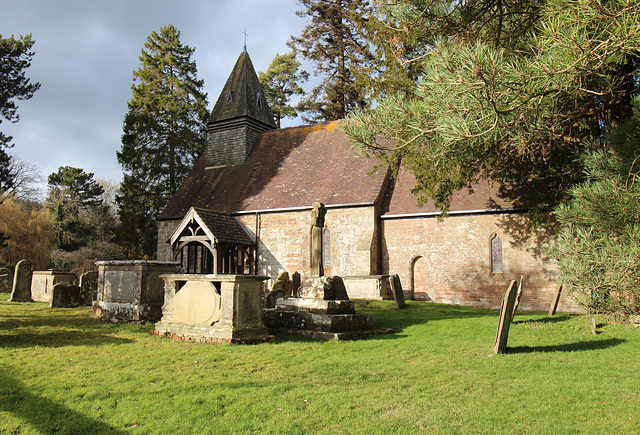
left=154, top=274, right=274, bottom=344
left=93, top=261, right=180, bottom=322
left=263, top=296, right=391, bottom=341
left=31, top=270, right=78, bottom=303
left=342, top=275, right=392, bottom=300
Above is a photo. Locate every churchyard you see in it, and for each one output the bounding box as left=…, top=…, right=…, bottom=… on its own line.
left=1, top=300, right=639, bottom=434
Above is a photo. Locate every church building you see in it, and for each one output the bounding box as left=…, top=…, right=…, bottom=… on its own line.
left=157, top=47, right=577, bottom=313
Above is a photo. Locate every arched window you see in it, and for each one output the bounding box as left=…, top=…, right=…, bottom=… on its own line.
left=491, top=234, right=503, bottom=273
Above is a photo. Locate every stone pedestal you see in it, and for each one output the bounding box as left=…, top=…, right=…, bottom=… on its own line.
left=154, top=274, right=273, bottom=344
left=93, top=260, right=180, bottom=322
left=31, top=270, right=78, bottom=302
left=263, top=275, right=391, bottom=341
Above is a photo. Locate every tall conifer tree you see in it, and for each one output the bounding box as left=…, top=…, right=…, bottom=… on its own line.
left=0, top=34, right=40, bottom=193
left=289, top=0, right=375, bottom=122
left=1, top=34, right=40, bottom=248
left=117, top=25, right=208, bottom=258
left=259, top=51, right=308, bottom=128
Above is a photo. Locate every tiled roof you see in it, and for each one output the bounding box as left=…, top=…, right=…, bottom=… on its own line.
left=159, top=121, right=390, bottom=220
left=208, top=48, right=276, bottom=129
left=382, top=166, right=526, bottom=216
left=192, top=208, right=255, bottom=246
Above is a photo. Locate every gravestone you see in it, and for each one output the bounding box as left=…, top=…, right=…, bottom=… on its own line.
left=512, top=276, right=524, bottom=317
left=493, top=280, right=518, bottom=354
left=298, top=276, right=334, bottom=299
left=292, top=271, right=301, bottom=296
left=80, top=271, right=98, bottom=306
left=271, top=271, right=292, bottom=296
left=389, top=274, right=406, bottom=309
left=0, top=267, right=12, bottom=293
left=310, top=202, right=326, bottom=276
left=8, top=259, right=33, bottom=302
left=50, top=283, right=81, bottom=308
left=265, top=289, right=285, bottom=308
left=332, top=276, right=349, bottom=301
left=548, top=283, right=563, bottom=316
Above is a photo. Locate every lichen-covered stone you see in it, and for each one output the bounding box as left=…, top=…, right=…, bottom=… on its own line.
left=8, top=259, right=33, bottom=302
left=50, top=283, right=81, bottom=308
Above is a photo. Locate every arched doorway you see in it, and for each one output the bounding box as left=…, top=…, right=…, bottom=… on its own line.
left=411, top=256, right=430, bottom=301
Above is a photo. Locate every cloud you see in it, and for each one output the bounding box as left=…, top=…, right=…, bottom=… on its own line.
left=1, top=0, right=305, bottom=197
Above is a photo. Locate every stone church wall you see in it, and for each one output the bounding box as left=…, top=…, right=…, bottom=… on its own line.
left=158, top=206, right=378, bottom=284
left=236, top=205, right=378, bottom=283
left=157, top=220, right=180, bottom=262
left=381, top=212, right=580, bottom=313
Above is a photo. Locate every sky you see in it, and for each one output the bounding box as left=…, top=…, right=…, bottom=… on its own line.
left=1, top=0, right=309, bottom=197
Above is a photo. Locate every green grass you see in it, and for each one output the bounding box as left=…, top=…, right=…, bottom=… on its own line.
left=0, top=299, right=639, bottom=434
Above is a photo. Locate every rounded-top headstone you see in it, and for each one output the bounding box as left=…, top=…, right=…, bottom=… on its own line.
left=8, top=259, right=34, bottom=302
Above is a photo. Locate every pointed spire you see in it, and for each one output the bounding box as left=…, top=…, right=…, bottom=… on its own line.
left=206, top=48, right=276, bottom=168
left=208, top=49, right=275, bottom=127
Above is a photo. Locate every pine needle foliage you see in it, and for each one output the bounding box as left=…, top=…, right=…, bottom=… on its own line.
left=344, top=0, right=640, bottom=211
left=550, top=98, right=640, bottom=320
left=0, top=34, right=40, bottom=191
left=258, top=51, right=309, bottom=128
left=117, top=25, right=208, bottom=259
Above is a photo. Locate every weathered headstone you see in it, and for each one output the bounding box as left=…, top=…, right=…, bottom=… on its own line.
left=310, top=202, right=326, bottom=277
left=271, top=271, right=293, bottom=296
left=50, top=283, right=82, bottom=308
left=8, top=259, right=33, bottom=302
left=292, top=271, right=301, bottom=296
left=512, top=275, right=524, bottom=318
left=265, top=289, right=285, bottom=308
left=332, top=276, right=349, bottom=301
left=80, top=271, right=98, bottom=306
left=493, top=280, right=518, bottom=354
left=298, top=276, right=334, bottom=299
left=548, top=283, right=563, bottom=316
left=0, top=267, right=13, bottom=293
left=389, top=274, right=406, bottom=309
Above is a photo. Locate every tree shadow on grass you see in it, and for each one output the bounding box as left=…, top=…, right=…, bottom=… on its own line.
left=0, top=370, right=127, bottom=434
left=0, top=330, right=134, bottom=348
left=361, top=300, right=497, bottom=335
left=0, top=304, right=136, bottom=348
left=512, top=314, right=574, bottom=325
left=507, top=338, right=625, bottom=354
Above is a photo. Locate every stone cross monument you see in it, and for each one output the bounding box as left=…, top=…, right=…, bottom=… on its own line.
left=310, top=202, right=326, bottom=276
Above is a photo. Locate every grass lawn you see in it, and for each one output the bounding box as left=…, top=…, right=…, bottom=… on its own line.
left=0, top=298, right=638, bottom=434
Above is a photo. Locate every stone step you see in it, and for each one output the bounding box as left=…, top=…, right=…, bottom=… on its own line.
left=263, top=309, right=373, bottom=332
left=274, top=297, right=355, bottom=314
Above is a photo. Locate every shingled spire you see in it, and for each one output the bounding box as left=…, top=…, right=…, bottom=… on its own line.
left=206, top=47, right=276, bottom=168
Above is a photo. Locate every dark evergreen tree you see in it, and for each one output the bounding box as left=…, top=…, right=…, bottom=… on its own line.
left=550, top=97, right=640, bottom=319
left=117, top=25, right=208, bottom=258
left=0, top=33, right=41, bottom=247
left=289, top=0, right=375, bottom=122
left=344, top=0, right=640, bottom=211
left=258, top=51, right=309, bottom=128
left=47, top=166, right=106, bottom=252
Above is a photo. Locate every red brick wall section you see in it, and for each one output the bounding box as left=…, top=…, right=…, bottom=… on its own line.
left=381, top=213, right=580, bottom=313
